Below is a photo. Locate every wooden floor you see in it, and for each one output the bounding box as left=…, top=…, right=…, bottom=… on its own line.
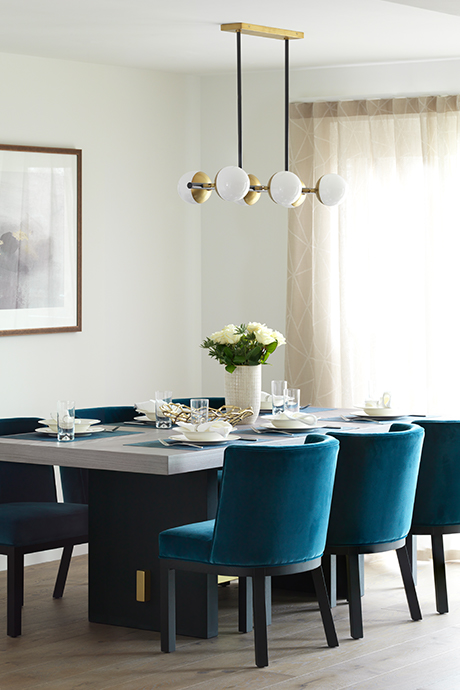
left=0, top=554, right=459, bottom=689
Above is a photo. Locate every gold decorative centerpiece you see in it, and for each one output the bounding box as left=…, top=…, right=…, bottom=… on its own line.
left=162, top=403, right=254, bottom=427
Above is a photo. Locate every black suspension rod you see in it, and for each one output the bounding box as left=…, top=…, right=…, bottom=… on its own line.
left=237, top=31, right=243, bottom=169
left=285, top=38, right=289, bottom=172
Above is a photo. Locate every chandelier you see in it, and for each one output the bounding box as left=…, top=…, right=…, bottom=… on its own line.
left=178, top=23, right=347, bottom=208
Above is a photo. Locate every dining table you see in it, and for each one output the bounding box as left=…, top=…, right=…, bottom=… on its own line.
left=0, top=407, right=419, bottom=639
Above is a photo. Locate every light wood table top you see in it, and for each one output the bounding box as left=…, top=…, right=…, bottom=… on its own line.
left=0, top=408, right=403, bottom=476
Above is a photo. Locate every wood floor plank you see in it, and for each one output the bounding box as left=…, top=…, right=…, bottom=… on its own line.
left=0, top=555, right=459, bottom=689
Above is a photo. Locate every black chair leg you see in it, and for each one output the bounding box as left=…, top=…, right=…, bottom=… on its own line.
left=53, top=545, right=74, bottom=599
left=346, top=554, right=363, bottom=639
left=431, top=534, right=448, bottom=614
left=396, top=545, right=422, bottom=621
left=7, top=550, right=24, bottom=637
left=252, top=571, right=269, bottom=668
left=160, top=562, right=176, bottom=652
left=311, top=566, right=339, bottom=647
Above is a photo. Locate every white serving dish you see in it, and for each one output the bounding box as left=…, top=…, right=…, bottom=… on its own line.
left=180, top=430, right=231, bottom=442
left=136, top=409, right=156, bottom=421
left=361, top=407, right=400, bottom=417
left=170, top=434, right=239, bottom=445
left=36, top=425, right=105, bottom=435
left=38, top=418, right=100, bottom=433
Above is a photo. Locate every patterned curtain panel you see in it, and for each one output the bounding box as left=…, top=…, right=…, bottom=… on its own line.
left=287, top=96, right=460, bottom=414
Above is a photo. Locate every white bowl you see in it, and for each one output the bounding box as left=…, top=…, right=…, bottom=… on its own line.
left=361, top=407, right=397, bottom=417
left=270, top=418, right=315, bottom=429
left=39, top=418, right=100, bottom=433
left=181, top=430, right=229, bottom=442
left=136, top=409, right=156, bottom=421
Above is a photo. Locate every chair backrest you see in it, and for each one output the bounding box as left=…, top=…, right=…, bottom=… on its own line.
left=75, top=406, right=137, bottom=424
left=0, top=417, right=57, bottom=503
left=326, top=423, right=425, bottom=548
left=210, top=435, right=339, bottom=567
left=412, top=420, right=460, bottom=527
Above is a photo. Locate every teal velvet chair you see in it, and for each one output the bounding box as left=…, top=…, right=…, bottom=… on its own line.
left=159, top=436, right=340, bottom=668
left=325, top=423, right=425, bottom=639
left=409, top=420, right=460, bottom=614
left=0, top=417, right=88, bottom=636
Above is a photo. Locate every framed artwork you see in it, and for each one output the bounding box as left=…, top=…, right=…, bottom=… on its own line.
left=0, top=144, right=81, bottom=336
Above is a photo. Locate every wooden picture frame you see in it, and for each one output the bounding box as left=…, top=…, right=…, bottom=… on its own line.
left=0, top=144, right=81, bottom=336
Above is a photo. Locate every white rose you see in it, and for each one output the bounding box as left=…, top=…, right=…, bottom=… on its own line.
left=213, top=324, right=242, bottom=345
left=254, top=326, right=277, bottom=346
left=272, top=330, right=286, bottom=346
left=247, top=322, right=264, bottom=334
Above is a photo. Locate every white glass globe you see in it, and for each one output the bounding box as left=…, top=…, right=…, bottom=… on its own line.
left=177, top=171, right=199, bottom=204
left=269, top=171, right=302, bottom=207
left=215, top=166, right=250, bottom=202
left=317, top=174, right=347, bottom=206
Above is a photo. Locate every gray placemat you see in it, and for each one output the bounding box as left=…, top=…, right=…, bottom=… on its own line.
left=5, top=429, right=143, bottom=442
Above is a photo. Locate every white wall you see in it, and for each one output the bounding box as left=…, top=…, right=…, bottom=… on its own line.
left=199, top=56, right=460, bottom=395
left=3, top=51, right=460, bottom=570
left=0, top=52, right=203, bottom=419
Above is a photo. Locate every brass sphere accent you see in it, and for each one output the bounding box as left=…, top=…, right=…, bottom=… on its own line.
left=243, top=174, right=262, bottom=205
left=291, top=178, right=307, bottom=207
left=191, top=172, right=212, bottom=204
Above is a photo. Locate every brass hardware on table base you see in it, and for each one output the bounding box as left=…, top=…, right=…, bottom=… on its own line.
left=177, top=23, right=347, bottom=209
left=136, top=570, right=151, bottom=602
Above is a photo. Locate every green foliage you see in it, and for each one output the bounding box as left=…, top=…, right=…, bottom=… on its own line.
left=201, top=322, right=285, bottom=374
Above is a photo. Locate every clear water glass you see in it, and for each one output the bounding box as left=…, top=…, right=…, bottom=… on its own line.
left=285, top=388, right=300, bottom=414
left=271, top=380, right=287, bottom=416
left=155, top=390, right=172, bottom=429
left=190, top=398, right=209, bottom=427
left=57, top=400, right=75, bottom=441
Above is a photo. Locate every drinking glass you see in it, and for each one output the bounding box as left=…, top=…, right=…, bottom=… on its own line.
left=190, top=399, right=209, bottom=427
left=285, top=388, right=300, bottom=414
left=271, top=380, right=287, bottom=416
left=155, top=391, right=172, bottom=429
left=57, top=400, right=75, bottom=441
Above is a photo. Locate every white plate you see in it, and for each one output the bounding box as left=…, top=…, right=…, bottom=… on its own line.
left=35, top=426, right=105, bottom=435
left=134, top=415, right=156, bottom=422
left=261, top=422, right=316, bottom=431
left=358, top=407, right=403, bottom=418
left=259, top=401, right=272, bottom=410
left=38, top=418, right=100, bottom=432
left=170, top=434, right=240, bottom=445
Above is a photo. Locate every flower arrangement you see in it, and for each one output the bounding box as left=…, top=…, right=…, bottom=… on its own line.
left=201, top=322, right=286, bottom=373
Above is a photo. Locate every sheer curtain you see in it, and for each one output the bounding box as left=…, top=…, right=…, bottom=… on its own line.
left=286, top=96, right=460, bottom=560
left=287, top=96, right=460, bottom=415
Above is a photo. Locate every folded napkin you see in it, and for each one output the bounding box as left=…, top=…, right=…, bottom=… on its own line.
left=176, top=420, right=233, bottom=438
left=260, top=391, right=272, bottom=403
left=274, top=411, right=318, bottom=425
left=135, top=399, right=156, bottom=413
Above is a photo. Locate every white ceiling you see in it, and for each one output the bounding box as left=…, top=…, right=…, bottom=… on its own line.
left=0, top=0, right=459, bottom=75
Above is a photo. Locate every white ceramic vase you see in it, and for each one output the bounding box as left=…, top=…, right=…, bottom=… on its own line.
left=224, top=365, right=261, bottom=424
